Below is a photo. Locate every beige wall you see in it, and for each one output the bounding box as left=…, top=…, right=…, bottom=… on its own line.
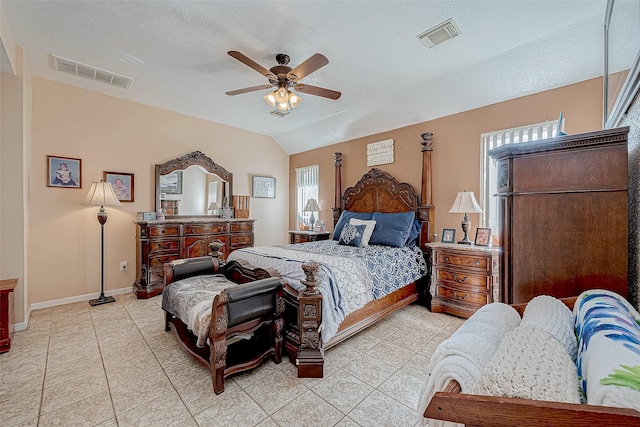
left=29, top=78, right=289, bottom=306
left=290, top=77, right=603, bottom=237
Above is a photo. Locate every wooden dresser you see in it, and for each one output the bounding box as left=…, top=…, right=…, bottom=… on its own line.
left=288, top=230, right=331, bottom=244
left=134, top=218, right=255, bottom=298
left=489, top=127, right=629, bottom=304
left=428, top=243, right=500, bottom=318
left=0, top=278, right=17, bottom=353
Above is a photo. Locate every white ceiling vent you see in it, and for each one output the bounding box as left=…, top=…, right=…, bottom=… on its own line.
left=52, top=55, right=133, bottom=89
left=269, top=109, right=290, bottom=118
left=417, top=18, right=462, bottom=48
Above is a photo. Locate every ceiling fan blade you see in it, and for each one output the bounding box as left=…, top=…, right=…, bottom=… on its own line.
left=227, top=51, right=276, bottom=81
left=286, top=53, right=329, bottom=82
left=225, top=85, right=273, bottom=96
left=294, top=84, right=341, bottom=100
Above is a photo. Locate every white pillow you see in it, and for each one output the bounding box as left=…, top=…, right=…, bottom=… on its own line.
left=349, top=219, right=376, bottom=246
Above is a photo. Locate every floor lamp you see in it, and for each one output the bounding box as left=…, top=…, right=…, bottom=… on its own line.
left=82, top=180, right=121, bottom=306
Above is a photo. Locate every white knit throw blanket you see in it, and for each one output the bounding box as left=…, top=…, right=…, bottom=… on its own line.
left=417, top=303, right=521, bottom=427
left=520, top=295, right=577, bottom=361
left=471, top=325, right=581, bottom=403
left=574, top=289, right=640, bottom=410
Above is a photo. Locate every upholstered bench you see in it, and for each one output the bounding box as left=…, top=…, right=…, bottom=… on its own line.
left=162, top=248, right=285, bottom=394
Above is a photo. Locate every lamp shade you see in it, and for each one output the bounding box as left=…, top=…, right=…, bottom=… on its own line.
left=303, top=198, right=320, bottom=212
left=208, top=202, right=218, bottom=210
left=448, top=190, right=482, bottom=214
left=81, top=181, right=121, bottom=207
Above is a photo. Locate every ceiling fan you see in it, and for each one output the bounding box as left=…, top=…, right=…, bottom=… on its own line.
left=225, top=51, right=341, bottom=112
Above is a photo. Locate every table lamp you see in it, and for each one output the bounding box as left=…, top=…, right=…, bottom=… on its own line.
left=303, top=198, right=321, bottom=230
left=448, top=190, right=482, bottom=245
left=208, top=201, right=219, bottom=216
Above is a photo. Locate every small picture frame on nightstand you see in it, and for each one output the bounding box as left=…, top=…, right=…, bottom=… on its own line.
left=441, top=228, right=456, bottom=243
left=474, top=227, right=492, bottom=246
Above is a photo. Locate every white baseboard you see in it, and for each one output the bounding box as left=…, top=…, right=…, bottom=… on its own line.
left=15, top=287, right=134, bottom=331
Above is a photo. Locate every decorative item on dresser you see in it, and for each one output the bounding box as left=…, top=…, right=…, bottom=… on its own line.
left=428, top=242, right=501, bottom=318
left=489, top=127, right=632, bottom=305
left=448, top=190, right=483, bottom=245
left=288, top=230, right=331, bottom=244
left=232, top=195, right=250, bottom=218
left=0, top=278, right=17, bottom=353
left=133, top=218, right=254, bottom=298
left=303, top=198, right=321, bottom=229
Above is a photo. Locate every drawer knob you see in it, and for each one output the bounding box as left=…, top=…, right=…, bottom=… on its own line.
left=444, top=256, right=449, bottom=262
left=453, top=291, right=468, bottom=300
left=474, top=260, right=480, bottom=265
left=161, top=229, right=166, bottom=234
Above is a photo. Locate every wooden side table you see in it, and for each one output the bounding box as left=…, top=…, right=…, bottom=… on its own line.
left=0, top=278, right=17, bottom=353
left=428, top=243, right=500, bottom=318
left=289, top=230, right=331, bottom=244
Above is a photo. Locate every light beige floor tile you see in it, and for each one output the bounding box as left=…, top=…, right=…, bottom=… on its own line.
left=342, top=354, right=396, bottom=388
left=243, top=368, right=309, bottom=414
left=44, top=351, right=104, bottom=388
left=366, top=341, right=414, bottom=368
left=271, top=389, right=343, bottom=427
left=255, top=417, right=279, bottom=427
left=174, top=374, right=223, bottom=415
left=95, top=418, right=118, bottom=427
left=101, top=339, right=154, bottom=368
left=162, top=356, right=209, bottom=389
left=378, top=369, right=424, bottom=410
left=40, top=370, right=108, bottom=414
left=105, top=353, right=162, bottom=388
left=38, top=390, right=115, bottom=427
left=400, top=352, right=432, bottom=378
left=97, top=328, right=143, bottom=352
left=339, top=331, right=381, bottom=353
left=364, top=321, right=401, bottom=340
left=109, top=370, right=174, bottom=415
left=194, top=382, right=268, bottom=427
left=116, top=389, right=196, bottom=427
left=232, top=360, right=280, bottom=389
left=0, top=388, right=41, bottom=427
left=325, top=341, right=362, bottom=367
left=46, top=338, right=101, bottom=365
left=334, top=415, right=363, bottom=426
left=311, top=370, right=374, bottom=414
left=48, top=328, right=97, bottom=352
left=348, top=389, right=417, bottom=427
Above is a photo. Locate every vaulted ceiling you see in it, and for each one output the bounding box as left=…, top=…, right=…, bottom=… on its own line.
left=3, top=1, right=639, bottom=154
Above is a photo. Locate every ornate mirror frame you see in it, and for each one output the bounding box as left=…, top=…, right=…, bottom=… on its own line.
left=155, top=151, right=233, bottom=215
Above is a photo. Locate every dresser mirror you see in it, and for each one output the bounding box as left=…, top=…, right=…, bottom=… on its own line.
left=155, top=151, right=233, bottom=216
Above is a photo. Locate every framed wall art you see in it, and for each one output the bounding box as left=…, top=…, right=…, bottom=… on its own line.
left=474, top=227, right=492, bottom=247
left=252, top=176, right=276, bottom=198
left=159, top=171, right=182, bottom=194
left=441, top=228, right=456, bottom=244
left=104, top=171, right=134, bottom=202
left=47, top=155, right=82, bottom=188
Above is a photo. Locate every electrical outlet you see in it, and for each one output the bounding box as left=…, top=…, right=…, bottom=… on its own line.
left=120, top=261, right=128, bottom=272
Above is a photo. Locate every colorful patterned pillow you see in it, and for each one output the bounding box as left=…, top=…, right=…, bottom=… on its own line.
left=338, top=224, right=367, bottom=247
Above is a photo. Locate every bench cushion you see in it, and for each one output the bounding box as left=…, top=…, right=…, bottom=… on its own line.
left=162, top=274, right=231, bottom=347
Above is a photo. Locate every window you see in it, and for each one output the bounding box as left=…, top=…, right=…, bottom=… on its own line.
left=480, top=119, right=563, bottom=230
left=295, top=165, right=319, bottom=230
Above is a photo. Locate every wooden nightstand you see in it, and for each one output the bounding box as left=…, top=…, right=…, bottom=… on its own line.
left=428, top=243, right=500, bottom=318
left=289, top=230, right=331, bottom=244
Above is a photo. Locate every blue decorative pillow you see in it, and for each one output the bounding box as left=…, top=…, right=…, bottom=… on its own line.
left=332, top=210, right=373, bottom=240
left=405, top=219, right=422, bottom=247
left=369, top=211, right=415, bottom=247
left=338, top=224, right=367, bottom=247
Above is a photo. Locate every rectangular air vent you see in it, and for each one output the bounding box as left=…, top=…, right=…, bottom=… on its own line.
left=417, top=18, right=462, bottom=48
left=270, top=109, right=290, bottom=118
left=52, top=55, right=133, bottom=89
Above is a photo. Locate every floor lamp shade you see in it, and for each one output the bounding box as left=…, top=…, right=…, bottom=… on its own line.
left=82, top=181, right=121, bottom=306
left=448, top=190, right=482, bottom=245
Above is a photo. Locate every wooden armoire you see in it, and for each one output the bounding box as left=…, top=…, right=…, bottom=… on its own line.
left=489, top=127, right=629, bottom=304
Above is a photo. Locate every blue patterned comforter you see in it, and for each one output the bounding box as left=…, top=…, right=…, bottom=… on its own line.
left=226, top=240, right=427, bottom=342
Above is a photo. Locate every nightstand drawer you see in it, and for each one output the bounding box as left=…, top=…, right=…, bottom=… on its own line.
left=436, top=268, right=488, bottom=288
left=437, top=252, right=488, bottom=270
left=437, top=285, right=487, bottom=306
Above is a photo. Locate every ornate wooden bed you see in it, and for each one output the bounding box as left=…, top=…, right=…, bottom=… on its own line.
left=279, top=134, right=436, bottom=377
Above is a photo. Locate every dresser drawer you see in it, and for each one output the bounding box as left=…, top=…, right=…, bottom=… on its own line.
left=148, top=268, right=165, bottom=286
left=436, top=252, right=488, bottom=270
left=149, top=253, right=180, bottom=268
left=436, top=268, right=489, bottom=288
left=291, top=234, right=308, bottom=244
left=231, top=233, right=253, bottom=246
left=149, top=239, right=180, bottom=253
left=149, top=225, right=180, bottom=238
left=185, top=223, right=228, bottom=235
left=230, top=222, right=253, bottom=233
left=437, top=285, right=488, bottom=306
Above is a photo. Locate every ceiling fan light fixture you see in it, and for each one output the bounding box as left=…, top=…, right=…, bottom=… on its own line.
left=289, top=92, right=302, bottom=108
left=264, top=91, right=277, bottom=108
left=275, top=87, right=289, bottom=103
left=277, top=102, right=291, bottom=112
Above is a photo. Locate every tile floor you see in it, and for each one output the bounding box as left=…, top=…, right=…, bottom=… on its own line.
left=0, top=292, right=463, bottom=427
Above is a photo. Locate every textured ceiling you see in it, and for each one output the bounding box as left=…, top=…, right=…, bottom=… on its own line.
left=3, top=1, right=639, bottom=154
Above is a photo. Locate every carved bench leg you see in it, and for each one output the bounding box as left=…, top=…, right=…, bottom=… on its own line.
left=297, top=262, right=324, bottom=378
left=165, top=311, right=173, bottom=332
left=273, top=317, right=284, bottom=364
left=210, top=292, right=228, bottom=395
